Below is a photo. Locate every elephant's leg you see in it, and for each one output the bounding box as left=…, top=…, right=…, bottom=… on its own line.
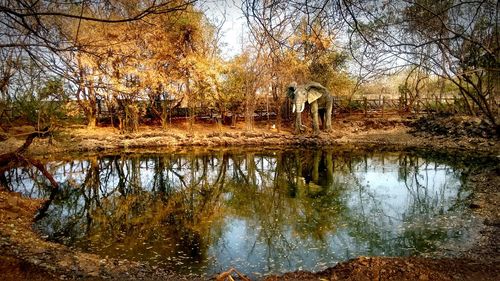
left=311, top=102, right=320, bottom=134
left=312, top=150, right=320, bottom=182
left=326, top=152, right=333, bottom=185
left=319, top=109, right=326, bottom=129
left=325, top=102, right=332, bottom=131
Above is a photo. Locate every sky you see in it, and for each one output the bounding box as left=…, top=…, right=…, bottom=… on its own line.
left=202, top=0, right=247, bottom=58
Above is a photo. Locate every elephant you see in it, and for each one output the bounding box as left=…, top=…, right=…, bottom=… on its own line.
left=287, top=81, right=333, bottom=134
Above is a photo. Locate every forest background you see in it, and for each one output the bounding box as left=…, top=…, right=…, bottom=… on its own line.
left=0, top=0, right=498, bottom=135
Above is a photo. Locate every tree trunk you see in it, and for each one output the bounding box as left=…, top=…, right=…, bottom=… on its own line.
left=0, top=126, right=55, bottom=187
left=87, top=112, right=97, bottom=129
left=0, top=126, right=50, bottom=167
left=183, top=78, right=195, bottom=132
left=245, top=93, right=254, bottom=131
left=161, top=99, right=168, bottom=129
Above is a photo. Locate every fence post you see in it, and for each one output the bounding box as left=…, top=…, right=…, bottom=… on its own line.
left=364, top=97, right=368, bottom=117
left=382, top=96, right=385, bottom=118
left=348, top=98, right=352, bottom=117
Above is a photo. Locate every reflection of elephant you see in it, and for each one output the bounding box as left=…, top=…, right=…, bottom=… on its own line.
left=289, top=150, right=335, bottom=197
left=287, top=82, right=333, bottom=134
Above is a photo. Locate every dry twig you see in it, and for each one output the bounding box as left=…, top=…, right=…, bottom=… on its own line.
left=216, top=268, right=251, bottom=281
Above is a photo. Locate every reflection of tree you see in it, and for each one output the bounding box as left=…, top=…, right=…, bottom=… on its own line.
left=396, top=154, right=467, bottom=254
left=345, top=152, right=470, bottom=256
left=27, top=152, right=233, bottom=269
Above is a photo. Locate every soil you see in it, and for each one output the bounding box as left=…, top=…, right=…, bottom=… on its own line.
left=0, top=115, right=499, bottom=280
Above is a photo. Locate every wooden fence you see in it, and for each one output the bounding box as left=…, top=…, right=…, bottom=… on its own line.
left=174, top=96, right=498, bottom=121
left=331, top=96, right=499, bottom=117
left=1, top=96, right=498, bottom=125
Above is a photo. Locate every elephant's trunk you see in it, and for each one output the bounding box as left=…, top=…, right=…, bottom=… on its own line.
left=297, top=103, right=305, bottom=113
left=292, top=103, right=305, bottom=113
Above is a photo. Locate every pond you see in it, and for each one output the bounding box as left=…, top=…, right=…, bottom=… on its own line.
left=2, top=148, right=481, bottom=279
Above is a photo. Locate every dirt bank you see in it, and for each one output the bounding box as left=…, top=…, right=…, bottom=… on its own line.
left=0, top=116, right=499, bottom=280
left=1, top=116, right=498, bottom=157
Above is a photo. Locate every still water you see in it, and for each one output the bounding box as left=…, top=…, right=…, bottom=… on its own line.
left=3, top=148, right=479, bottom=278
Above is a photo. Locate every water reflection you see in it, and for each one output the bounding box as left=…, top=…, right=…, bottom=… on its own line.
left=3, top=149, right=477, bottom=278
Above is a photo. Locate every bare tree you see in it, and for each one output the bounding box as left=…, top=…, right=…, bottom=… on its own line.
left=243, top=0, right=499, bottom=131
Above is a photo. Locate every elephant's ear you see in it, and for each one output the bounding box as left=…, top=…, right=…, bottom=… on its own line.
left=306, top=82, right=328, bottom=103
left=307, top=89, right=323, bottom=104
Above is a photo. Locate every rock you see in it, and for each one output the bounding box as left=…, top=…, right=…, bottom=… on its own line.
left=0, top=132, right=9, bottom=141
left=468, top=203, right=481, bottom=209
left=29, top=258, right=41, bottom=265
left=207, top=132, right=220, bottom=138
left=419, top=273, right=429, bottom=280
left=484, top=218, right=500, bottom=227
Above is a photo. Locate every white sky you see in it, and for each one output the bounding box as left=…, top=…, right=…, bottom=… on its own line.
left=202, top=0, right=247, bottom=58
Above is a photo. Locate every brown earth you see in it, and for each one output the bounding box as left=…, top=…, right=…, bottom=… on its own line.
left=1, top=116, right=498, bottom=156
left=0, top=115, right=499, bottom=280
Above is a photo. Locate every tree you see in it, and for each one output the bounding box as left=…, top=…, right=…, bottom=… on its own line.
left=243, top=0, right=499, bottom=131
left=346, top=0, right=498, bottom=128
left=219, top=51, right=260, bottom=129
left=243, top=0, right=352, bottom=129
left=0, top=0, right=202, bottom=131
left=0, top=1, right=197, bottom=50
left=399, top=1, right=496, bottom=127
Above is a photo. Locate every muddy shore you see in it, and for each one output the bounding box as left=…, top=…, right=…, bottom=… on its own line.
left=2, top=117, right=498, bottom=157
left=0, top=116, right=499, bottom=280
